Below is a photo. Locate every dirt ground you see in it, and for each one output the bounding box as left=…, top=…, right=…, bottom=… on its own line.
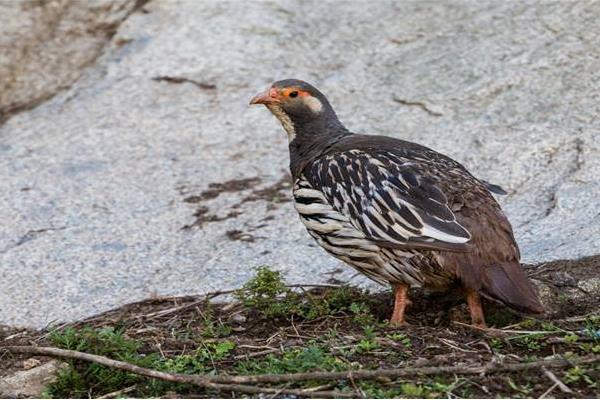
left=1, top=258, right=599, bottom=398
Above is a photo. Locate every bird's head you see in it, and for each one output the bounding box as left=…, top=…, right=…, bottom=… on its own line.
left=249, top=79, right=344, bottom=142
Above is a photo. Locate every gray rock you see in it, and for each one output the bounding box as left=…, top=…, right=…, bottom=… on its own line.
left=0, top=360, right=68, bottom=398
left=0, top=0, right=140, bottom=121
left=0, top=1, right=599, bottom=327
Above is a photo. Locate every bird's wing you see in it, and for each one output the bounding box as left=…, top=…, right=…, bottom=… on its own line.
left=479, top=179, right=507, bottom=195
left=305, top=149, right=472, bottom=252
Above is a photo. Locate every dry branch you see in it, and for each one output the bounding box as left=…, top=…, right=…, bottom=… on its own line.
left=4, top=345, right=599, bottom=392
left=2, top=346, right=351, bottom=399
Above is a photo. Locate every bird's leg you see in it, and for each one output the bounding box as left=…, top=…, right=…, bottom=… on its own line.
left=390, top=283, right=410, bottom=326
left=465, top=288, right=487, bottom=328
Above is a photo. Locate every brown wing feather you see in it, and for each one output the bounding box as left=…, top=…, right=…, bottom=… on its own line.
left=439, top=185, right=544, bottom=314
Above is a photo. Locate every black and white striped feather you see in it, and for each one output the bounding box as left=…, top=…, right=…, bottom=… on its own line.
left=302, top=150, right=472, bottom=253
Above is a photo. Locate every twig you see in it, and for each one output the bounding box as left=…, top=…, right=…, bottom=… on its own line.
left=2, top=330, right=28, bottom=342
left=452, top=321, right=507, bottom=337
left=290, top=315, right=303, bottom=345
left=438, top=337, right=478, bottom=353
left=201, top=354, right=600, bottom=384
left=5, top=345, right=600, bottom=386
left=233, top=348, right=280, bottom=360
left=347, top=371, right=365, bottom=398
left=538, top=383, right=557, bottom=399
left=541, top=366, right=573, bottom=394
left=97, top=385, right=137, bottom=399
left=555, top=310, right=600, bottom=323
left=452, top=321, right=579, bottom=338
left=286, top=283, right=344, bottom=289
left=143, top=289, right=236, bottom=319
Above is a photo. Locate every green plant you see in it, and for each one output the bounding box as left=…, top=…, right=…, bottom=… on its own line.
left=518, top=318, right=538, bottom=329
left=44, top=326, right=238, bottom=398
left=511, top=333, right=543, bottom=350
left=236, top=345, right=347, bottom=375
left=359, top=382, right=402, bottom=398
left=356, top=338, right=380, bottom=353
left=564, top=366, right=596, bottom=387
left=235, top=267, right=377, bottom=323
left=579, top=342, right=600, bottom=354
left=45, top=326, right=160, bottom=398
left=506, top=377, right=533, bottom=396
left=350, top=301, right=376, bottom=325
left=199, top=305, right=232, bottom=338
left=540, top=321, right=559, bottom=331
left=584, top=316, right=600, bottom=342
left=161, top=341, right=235, bottom=374
left=489, top=337, right=505, bottom=350
left=235, top=266, right=295, bottom=318
left=400, top=382, right=427, bottom=397
left=563, top=333, right=579, bottom=344
left=387, top=332, right=412, bottom=347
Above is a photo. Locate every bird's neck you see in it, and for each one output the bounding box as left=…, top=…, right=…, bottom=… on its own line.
left=288, top=118, right=351, bottom=178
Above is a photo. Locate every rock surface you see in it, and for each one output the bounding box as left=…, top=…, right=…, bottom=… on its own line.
left=0, top=360, right=68, bottom=398
left=0, top=1, right=599, bottom=327
left=0, top=0, right=142, bottom=122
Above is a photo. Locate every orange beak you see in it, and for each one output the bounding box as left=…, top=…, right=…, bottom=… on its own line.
left=249, top=87, right=280, bottom=105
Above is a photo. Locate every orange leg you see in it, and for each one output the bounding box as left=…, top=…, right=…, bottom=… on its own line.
left=465, top=288, right=487, bottom=328
left=390, top=284, right=410, bottom=326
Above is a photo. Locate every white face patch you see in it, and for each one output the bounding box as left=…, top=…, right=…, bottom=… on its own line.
left=266, top=104, right=296, bottom=142
left=304, top=96, right=323, bottom=114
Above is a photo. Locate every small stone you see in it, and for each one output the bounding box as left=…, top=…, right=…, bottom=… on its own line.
left=229, top=313, right=247, bottom=325
left=23, top=358, right=42, bottom=370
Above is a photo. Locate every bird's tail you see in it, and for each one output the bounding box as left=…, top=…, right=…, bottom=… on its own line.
left=478, top=262, right=544, bottom=314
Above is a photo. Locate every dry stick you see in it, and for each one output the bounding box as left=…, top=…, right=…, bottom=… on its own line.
left=3, top=346, right=352, bottom=399
left=233, top=348, right=280, bottom=360
left=287, top=283, right=344, bottom=289
left=541, top=366, right=573, bottom=394
left=143, top=289, right=237, bottom=319
left=538, top=383, right=558, bottom=399
left=97, top=385, right=138, bottom=399
left=5, top=345, right=600, bottom=387
left=451, top=321, right=578, bottom=338
left=173, top=354, right=600, bottom=385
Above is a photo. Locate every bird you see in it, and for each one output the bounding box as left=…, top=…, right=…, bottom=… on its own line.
left=249, top=79, right=543, bottom=328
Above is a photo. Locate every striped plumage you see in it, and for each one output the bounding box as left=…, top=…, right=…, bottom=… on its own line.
left=250, top=79, right=543, bottom=327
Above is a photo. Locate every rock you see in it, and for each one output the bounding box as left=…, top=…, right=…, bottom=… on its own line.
left=229, top=313, right=247, bottom=325
left=0, top=360, right=68, bottom=398
left=0, top=0, right=142, bottom=122
left=0, top=1, right=599, bottom=327
left=527, top=255, right=600, bottom=317
left=22, top=358, right=42, bottom=370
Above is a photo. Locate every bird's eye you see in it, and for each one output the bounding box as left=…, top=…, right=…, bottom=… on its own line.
left=289, top=91, right=298, bottom=98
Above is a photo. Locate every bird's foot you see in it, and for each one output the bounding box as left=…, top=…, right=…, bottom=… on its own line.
left=389, top=318, right=411, bottom=328
left=390, top=283, right=411, bottom=328
left=465, top=288, right=488, bottom=329
left=471, top=320, right=488, bottom=330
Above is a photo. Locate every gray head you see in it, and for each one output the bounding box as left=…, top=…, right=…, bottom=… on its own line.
left=249, top=79, right=346, bottom=142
